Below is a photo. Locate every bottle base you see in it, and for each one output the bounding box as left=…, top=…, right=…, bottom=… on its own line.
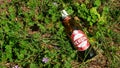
left=77, top=46, right=96, bottom=62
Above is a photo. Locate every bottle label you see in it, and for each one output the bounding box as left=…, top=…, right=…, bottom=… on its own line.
left=71, top=30, right=90, bottom=51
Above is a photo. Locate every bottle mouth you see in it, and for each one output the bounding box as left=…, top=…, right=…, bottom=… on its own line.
left=61, top=10, right=68, bottom=19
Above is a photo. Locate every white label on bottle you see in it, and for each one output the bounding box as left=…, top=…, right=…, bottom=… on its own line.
left=71, top=30, right=90, bottom=51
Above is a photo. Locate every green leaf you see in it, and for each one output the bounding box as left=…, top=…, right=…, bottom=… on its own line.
left=53, top=63, right=60, bottom=68
left=97, top=7, right=109, bottom=25
left=87, top=16, right=91, bottom=22
left=90, top=7, right=100, bottom=19
left=37, top=14, right=44, bottom=21
left=8, top=6, right=16, bottom=20
left=64, top=61, right=71, bottom=68
left=27, top=0, right=37, bottom=8
left=81, top=4, right=89, bottom=14
left=5, top=45, right=12, bottom=53
left=2, top=54, right=7, bottom=61
left=8, top=6, right=15, bottom=13
left=65, top=6, right=74, bottom=15
left=52, top=14, right=57, bottom=22
left=30, top=63, right=38, bottom=68
left=96, top=31, right=101, bottom=39
left=28, top=22, right=34, bottom=26
left=98, top=17, right=106, bottom=25
left=48, top=9, right=53, bottom=15
left=57, top=26, right=64, bottom=36
left=5, top=45, right=13, bottom=61
left=38, top=24, right=46, bottom=33
left=102, top=6, right=109, bottom=15
left=3, top=24, right=10, bottom=32
left=18, top=53, right=24, bottom=59
left=20, top=40, right=28, bottom=48
left=94, top=0, right=101, bottom=7
left=77, top=3, right=89, bottom=19
left=90, top=22, right=93, bottom=26
left=71, top=52, right=76, bottom=59
left=45, top=17, right=50, bottom=23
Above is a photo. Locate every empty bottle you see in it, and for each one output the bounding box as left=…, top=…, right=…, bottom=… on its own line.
left=61, top=10, right=96, bottom=61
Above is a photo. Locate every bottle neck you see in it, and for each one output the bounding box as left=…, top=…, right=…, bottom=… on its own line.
left=63, top=16, right=71, bottom=23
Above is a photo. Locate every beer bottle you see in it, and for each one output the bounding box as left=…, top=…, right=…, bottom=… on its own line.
left=61, top=10, right=96, bottom=61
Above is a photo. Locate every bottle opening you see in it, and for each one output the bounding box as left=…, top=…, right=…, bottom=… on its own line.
left=61, top=10, right=69, bottom=19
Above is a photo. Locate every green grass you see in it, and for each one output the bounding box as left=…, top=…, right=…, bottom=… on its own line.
left=0, top=0, right=120, bottom=68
